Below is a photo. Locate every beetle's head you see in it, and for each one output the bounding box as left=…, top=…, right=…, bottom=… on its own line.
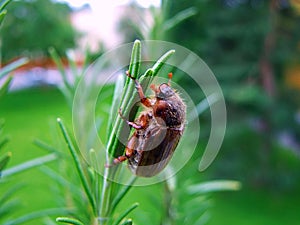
left=156, top=83, right=175, bottom=99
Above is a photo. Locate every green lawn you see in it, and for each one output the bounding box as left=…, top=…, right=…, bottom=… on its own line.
left=0, top=87, right=71, bottom=223
left=1, top=88, right=299, bottom=224
left=0, top=88, right=70, bottom=165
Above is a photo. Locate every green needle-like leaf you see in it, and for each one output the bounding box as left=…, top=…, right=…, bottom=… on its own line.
left=0, top=136, right=9, bottom=151
left=49, top=47, right=72, bottom=91
left=163, top=7, right=197, bottom=31
left=110, top=176, right=137, bottom=214
left=0, top=152, right=11, bottom=174
left=187, top=180, right=242, bottom=194
left=0, top=76, right=13, bottom=99
left=89, top=148, right=101, bottom=211
left=3, top=208, right=69, bottom=225
left=107, top=40, right=141, bottom=158
left=112, top=203, right=138, bottom=225
left=0, top=184, right=22, bottom=208
left=56, top=217, right=85, bottom=225
left=0, top=200, right=20, bottom=221
left=121, top=39, right=141, bottom=100
left=151, top=49, right=175, bottom=76
left=40, top=166, right=83, bottom=198
left=120, top=219, right=133, bottom=225
left=0, top=10, right=7, bottom=26
left=128, top=40, right=141, bottom=79
left=0, top=0, right=13, bottom=12
left=33, top=139, right=64, bottom=156
left=57, top=118, right=97, bottom=215
left=106, top=74, right=125, bottom=142
left=1, top=153, right=57, bottom=178
left=0, top=58, right=28, bottom=79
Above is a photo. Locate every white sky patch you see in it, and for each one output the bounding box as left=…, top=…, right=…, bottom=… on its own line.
left=135, top=0, right=161, bottom=8
left=55, top=0, right=160, bottom=9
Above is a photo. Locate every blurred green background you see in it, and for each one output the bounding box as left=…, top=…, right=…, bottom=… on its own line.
left=1, top=0, right=300, bottom=224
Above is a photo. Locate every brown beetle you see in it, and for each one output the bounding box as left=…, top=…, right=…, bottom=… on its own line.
left=113, top=71, right=186, bottom=177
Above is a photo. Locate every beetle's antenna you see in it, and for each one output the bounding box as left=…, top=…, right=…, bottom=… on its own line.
left=168, top=72, right=173, bottom=86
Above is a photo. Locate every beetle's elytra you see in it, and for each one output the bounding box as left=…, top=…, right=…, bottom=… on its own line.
left=113, top=71, right=186, bottom=177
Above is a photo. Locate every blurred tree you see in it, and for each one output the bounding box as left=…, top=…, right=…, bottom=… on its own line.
left=164, top=0, right=300, bottom=189
left=0, top=0, right=78, bottom=63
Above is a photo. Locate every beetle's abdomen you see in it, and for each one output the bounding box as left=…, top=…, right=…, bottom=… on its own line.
left=128, top=128, right=182, bottom=177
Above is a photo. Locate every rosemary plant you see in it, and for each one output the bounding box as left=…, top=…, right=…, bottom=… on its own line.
left=56, top=40, right=176, bottom=225
left=53, top=40, right=240, bottom=225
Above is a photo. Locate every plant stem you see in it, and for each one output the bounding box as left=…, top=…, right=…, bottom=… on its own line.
left=98, top=168, right=111, bottom=225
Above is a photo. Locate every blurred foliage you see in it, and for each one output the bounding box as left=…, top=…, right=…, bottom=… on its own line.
left=0, top=57, right=27, bottom=181
left=49, top=47, right=86, bottom=108
left=0, top=0, right=78, bottom=63
left=162, top=0, right=300, bottom=188
left=117, top=1, right=197, bottom=41
left=0, top=2, right=61, bottom=224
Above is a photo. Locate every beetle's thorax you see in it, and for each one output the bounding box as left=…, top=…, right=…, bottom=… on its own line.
left=153, top=84, right=186, bottom=128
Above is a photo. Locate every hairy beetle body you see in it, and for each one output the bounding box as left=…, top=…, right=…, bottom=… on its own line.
left=114, top=72, right=186, bottom=177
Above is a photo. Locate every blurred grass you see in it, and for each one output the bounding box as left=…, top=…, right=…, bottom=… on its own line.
left=0, top=87, right=70, bottom=223
left=0, top=87, right=70, bottom=166
left=0, top=87, right=299, bottom=224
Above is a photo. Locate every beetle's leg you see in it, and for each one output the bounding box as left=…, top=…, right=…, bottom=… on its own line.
left=113, top=156, right=127, bottom=164
left=126, top=71, right=152, bottom=107
left=113, top=147, right=133, bottom=164
left=118, top=108, right=143, bottom=129
left=150, top=84, right=158, bottom=93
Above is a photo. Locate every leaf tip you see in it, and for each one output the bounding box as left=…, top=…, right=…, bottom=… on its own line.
left=133, top=39, right=141, bottom=45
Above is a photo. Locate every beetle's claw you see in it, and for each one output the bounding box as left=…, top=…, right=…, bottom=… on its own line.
left=118, top=108, right=127, bottom=121
left=105, top=163, right=113, bottom=168
left=126, top=70, right=136, bottom=80
left=118, top=108, right=123, bottom=116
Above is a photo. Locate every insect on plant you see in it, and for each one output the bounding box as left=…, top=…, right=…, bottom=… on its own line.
left=113, top=71, right=186, bottom=177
